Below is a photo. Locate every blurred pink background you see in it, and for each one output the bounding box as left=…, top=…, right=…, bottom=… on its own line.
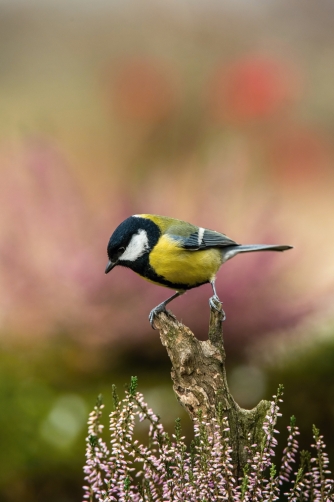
left=1, top=1, right=334, bottom=501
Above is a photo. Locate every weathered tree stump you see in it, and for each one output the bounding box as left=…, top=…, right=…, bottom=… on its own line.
left=153, top=305, right=270, bottom=477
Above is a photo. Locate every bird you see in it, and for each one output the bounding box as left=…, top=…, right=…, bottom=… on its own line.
left=105, top=214, right=293, bottom=328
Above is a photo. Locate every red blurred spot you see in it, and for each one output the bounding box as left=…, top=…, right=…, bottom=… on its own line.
left=207, top=56, right=299, bottom=123
left=107, top=57, right=179, bottom=123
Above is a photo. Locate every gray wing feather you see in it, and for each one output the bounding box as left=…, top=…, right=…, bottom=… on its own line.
left=182, top=229, right=238, bottom=250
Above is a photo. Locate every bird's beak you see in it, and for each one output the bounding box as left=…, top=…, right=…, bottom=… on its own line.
left=105, top=260, right=116, bottom=274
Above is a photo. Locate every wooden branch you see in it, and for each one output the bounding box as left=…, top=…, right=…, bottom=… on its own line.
left=154, top=305, right=270, bottom=477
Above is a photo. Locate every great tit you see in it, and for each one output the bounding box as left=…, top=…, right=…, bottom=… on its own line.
left=105, top=214, right=292, bottom=328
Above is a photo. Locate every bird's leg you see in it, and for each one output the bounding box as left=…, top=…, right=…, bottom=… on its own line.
left=209, top=280, right=226, bottom=321
left=149, top=292, right=183, bottom=329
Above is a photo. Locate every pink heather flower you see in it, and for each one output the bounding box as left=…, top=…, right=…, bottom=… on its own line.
left=83, top=382, right=334, bottom=501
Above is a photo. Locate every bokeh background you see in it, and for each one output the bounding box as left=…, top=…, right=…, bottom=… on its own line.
left=1, top=0, right=334, bottom=500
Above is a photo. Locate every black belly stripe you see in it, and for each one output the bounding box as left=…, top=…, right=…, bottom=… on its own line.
left=121, top=252, right=208, bottom=290
left=142, top=264, right=209, bottom=290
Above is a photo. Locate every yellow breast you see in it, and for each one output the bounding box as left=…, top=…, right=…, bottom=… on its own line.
left=149, top=235, right=222, bottom=288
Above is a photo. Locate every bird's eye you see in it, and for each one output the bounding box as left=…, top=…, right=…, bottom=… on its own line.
left=118, top=247, right=125, bottom=255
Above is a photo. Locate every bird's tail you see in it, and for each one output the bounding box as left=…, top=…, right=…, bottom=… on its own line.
left=222, top=244, right=293, bottom=263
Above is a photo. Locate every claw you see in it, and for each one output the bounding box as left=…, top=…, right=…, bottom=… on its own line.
left=148, top=292, right=182, bottom=329
left=209, top=294, right=222, bottom=310
left=149, top=304, right=167, bottom=329
left=209, top=295, right=226, bottom=321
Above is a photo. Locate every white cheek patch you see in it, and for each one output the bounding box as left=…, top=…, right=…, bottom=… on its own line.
left=198, top=227, right=205, bottom=245
left=119, top=229, right=149, bottom=262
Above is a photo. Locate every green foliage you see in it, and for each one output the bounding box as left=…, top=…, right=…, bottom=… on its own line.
left=111, top=385, right=119, bottom=410
left=129, top=376, right=138, bottom=396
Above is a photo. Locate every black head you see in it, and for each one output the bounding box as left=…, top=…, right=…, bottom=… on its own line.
left=105, top=216, right=160, bottom=273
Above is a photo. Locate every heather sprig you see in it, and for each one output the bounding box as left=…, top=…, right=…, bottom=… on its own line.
left=264, top=463, right=280, bottom=502
left=298, top=450, right=312, bottom=500
left=310, top=424, right=334, bottom=501
left=246, top=384, right=283, bottom=501
left=279, top=415, right=300, bottom=485
left=83, top=381, right=334, bottom=501
left=83, top=395, right=111, bottom=501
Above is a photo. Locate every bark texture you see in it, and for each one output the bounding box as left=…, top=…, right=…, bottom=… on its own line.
left=153, top=306, right=270, bottom=477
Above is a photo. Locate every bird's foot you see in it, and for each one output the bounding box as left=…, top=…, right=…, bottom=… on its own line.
left=209, top=295, right=226, bottom=321
left=209, top=294, right=222, bottom=310
left=149, top=303, right=175, bottom=329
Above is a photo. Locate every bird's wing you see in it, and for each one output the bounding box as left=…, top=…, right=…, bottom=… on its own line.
left=169, top=226, right=238, bottom=250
